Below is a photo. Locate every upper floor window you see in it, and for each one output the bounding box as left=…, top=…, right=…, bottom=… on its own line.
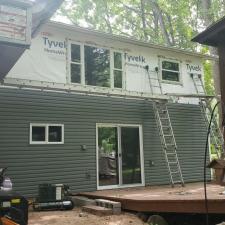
left=113, top=52, right=123, bottom=88
left=71, top=44, right=82, bottom=83
left=69, top=42, right=123, bottom=89
left=161, top=60, right=180, bottom=83
left=85, top=46, right=110, bottom=87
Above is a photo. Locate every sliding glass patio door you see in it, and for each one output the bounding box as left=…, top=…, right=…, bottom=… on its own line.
left=98, top=126, right=119, bottom=187
left=121, top=127, right=142, bottom=185
left=97, top=124, right=143, bottom=189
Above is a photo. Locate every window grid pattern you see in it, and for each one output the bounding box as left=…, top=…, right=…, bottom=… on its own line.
left=69, top=42, right=123, bottom=89
left=113, top=52, right=123, bottom=88
left=30, top=124, right=64, bottom=144
left=161, top=60, right=180, bottom=83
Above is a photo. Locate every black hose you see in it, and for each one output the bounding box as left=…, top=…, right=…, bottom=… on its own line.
left=204, top=101, right=220, bottom=225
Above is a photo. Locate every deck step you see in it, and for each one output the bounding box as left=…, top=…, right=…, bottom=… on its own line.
left=95, top=199, right=121, bottom=214
left=82, top=205, right=113, bottom=216
left=72, top=196, right=96, bottom=207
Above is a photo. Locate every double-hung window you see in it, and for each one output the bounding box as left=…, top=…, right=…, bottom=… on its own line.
left=30, top=124, right=64, bottom=144
left=161, top=60, right=181, bottom=83
left=70, top=44, right=82, bottom=83
left=113, top=52, right=123, bottom=88
left=69, top=42, right=123, bottom=89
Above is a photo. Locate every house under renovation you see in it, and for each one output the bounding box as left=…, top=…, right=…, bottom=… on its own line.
left=0, top=20, right=222, bottom=197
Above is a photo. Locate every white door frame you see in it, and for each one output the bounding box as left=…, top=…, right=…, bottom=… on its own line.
left=96, top=123, right=145, bottom=190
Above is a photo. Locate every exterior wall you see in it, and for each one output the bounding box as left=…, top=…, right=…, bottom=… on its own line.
left=0, top=87, right=208, bottom=196
left=5, top=22, right=204, bottom=104
left=143, top=102, right=209, bottom=185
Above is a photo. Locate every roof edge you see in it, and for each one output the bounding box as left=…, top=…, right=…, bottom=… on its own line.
left=47, top=21, right=218, bottom=61
left=192, top=16, right=225, bottom=46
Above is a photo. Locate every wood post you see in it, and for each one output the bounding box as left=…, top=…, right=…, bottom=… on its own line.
left=218, top=45, right=225, bottom=141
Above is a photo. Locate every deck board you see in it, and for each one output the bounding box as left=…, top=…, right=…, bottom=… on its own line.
left=79, top=183, right=225, bottom=214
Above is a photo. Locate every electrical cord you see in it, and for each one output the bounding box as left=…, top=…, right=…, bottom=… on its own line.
left=204, top=101, right=221, bottom=225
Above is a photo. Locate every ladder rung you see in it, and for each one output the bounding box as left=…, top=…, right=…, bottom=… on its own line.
left=162, top=126, right=170, bottom=129
left=157, top=107, right=166, bottom=110
left=171, top=171, right=179, bottom=174
left=158, top=111, right=167, bottom=114
left=167, top=152, right=176, bottom=156
left=168, top=161, right=177, bottom=164
left=166, top=149, right=176, bottom=151
left=160, top=117, right=169, bottom=120
left=164, top=134, right=173, bottom=137
left=172, top=180, right=182, bottom=184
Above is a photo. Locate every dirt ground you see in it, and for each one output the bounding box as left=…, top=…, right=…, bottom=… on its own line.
left=28, top=208, right=147, bottom=225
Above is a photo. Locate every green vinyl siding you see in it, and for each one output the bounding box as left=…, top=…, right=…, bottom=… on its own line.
left=143, top=102, right=208, bottom=185
left=0, top=88, right=209, bottom=196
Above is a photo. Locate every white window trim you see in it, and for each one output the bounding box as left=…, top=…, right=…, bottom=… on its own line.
left=68, top=40, right=124, bottom=89
left=68, top=41, right=85, bottom=85
left=112, top=50, right=124, bottom=89
left=96, top=123, right=145, bottom=190
left=159, top=58, right=182, bottom=85
left=30, top=123, right=64, bottom=144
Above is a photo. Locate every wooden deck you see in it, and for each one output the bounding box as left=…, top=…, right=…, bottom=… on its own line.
left=80, top=183, right=225, bottom=214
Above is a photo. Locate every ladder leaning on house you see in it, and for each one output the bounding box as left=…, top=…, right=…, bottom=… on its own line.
left=146, top=67, right=184, bottom=187
left=190, top=73, right=224, bottom=158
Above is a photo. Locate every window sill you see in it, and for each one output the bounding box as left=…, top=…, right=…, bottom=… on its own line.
left=161, top=80, right=183, bottom=86
left=30, top=142, right=64, bottom=145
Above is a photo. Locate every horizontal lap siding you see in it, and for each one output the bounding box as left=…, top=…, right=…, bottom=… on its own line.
left=0, top=88, right=208, bottom=196
left=143, top=101, right=170, bottom=185
left=168, top=103, right=209, bottom=182
left=142, top=102, right=209, bottom=185
left=0, top=88, right=145, bottom=196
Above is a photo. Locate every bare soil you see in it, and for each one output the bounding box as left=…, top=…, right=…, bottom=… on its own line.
left=28, top=208, right=147, bottom=225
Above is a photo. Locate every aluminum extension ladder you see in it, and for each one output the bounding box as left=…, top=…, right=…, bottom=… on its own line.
left=190, top=73, right=224, bottom=158
left=146, top=67, right=163, bottom=95
left=153, top=102, right=184, bottom=187
left=146, top=67, right=184, bottom=186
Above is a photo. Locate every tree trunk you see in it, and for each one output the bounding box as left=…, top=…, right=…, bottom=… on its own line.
left=200, top=0, right=224, bottom=151
left=200, top=0, right=214, bottom=26
left=200, top=0, right=220, bottom=104
left=103, top=0, right=113, bottom=34
left=153, top=11, right=159, bottom=40
left=165, top=12, right=175, bottom=46
left=140, top=0, right=148, bottom=41
left=149, top=0, right=172, bottom=46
